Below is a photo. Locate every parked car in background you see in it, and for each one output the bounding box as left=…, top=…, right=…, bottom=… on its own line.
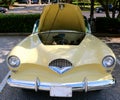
left=18, top=0, right=39, bottom=4
left=31, top=0, right=39, bottom=4
left=95, top=4, right=119, bottom=13
left=1, top=3, right=116, bottom=97
left=18, top=0, right=29, bottom=4
left=0, top=7, right=8, bottom=13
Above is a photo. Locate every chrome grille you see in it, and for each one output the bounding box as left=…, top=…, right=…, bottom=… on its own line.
left=49, top=59, right=72, bottom=68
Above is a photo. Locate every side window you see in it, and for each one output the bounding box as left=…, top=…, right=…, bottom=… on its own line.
left=32, top=19, right=39, bottom=33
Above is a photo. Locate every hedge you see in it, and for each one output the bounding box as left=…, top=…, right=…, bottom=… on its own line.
left=95, top=17, right=120, bottom=34
left=0, top=14, right=40, bottom=33
left=1, top=14, right=120, bottom=34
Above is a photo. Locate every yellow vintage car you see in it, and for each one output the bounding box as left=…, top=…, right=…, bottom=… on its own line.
left=6, top=3, right=116, bottom=97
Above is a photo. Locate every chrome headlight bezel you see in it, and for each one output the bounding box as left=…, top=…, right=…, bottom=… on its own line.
left=102, top=55, right=115, bottom=68
left=8, top=56, right=20, bottom=68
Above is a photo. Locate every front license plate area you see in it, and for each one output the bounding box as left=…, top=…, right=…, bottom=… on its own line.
left=50, top=86, right=72, bottom=97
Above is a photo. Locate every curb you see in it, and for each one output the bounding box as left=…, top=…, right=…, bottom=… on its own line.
left=93, top=33, right=120, bottom=37
left=0, top=33, right=30, bottom=36
left=13, top=3, right=48, bottom=8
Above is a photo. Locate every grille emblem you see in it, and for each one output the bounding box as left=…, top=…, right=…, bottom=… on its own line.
left=49, top=59, right=72, bottom=74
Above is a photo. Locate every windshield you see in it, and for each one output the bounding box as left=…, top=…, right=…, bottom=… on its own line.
left=38, top=31, right=85, bottom=45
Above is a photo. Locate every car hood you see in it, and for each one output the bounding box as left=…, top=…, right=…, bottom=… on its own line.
left=38, top=4, right=86, bottom=32
left=9, top=34, right=115, bottom=68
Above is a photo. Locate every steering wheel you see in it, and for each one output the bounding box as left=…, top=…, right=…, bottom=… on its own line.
left=52, top=34, right=68, bottom=45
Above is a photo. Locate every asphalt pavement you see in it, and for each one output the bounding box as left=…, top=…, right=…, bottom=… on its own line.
left=0, top=36, right=120, bottom=100
left=7, top=3, right=47, bottom=14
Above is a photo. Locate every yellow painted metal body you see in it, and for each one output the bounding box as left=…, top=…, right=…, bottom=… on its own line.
left=8, top=33, right=115, bottom=83
left=7, top=3, right=116, bottom=85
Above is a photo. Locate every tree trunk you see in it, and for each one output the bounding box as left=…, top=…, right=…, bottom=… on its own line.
left=105, top=0, right=110, bottom=18
left=90, top=0, right=95, bottom=33
left=117, top=0, right=120, bottom=18
left=97, top=0, right=110, bottom=18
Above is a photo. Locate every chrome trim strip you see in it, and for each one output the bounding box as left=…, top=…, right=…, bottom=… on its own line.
left=7, top=77, right=115, bottom=91
left=0, top=71, right=11, bottom=92
left=83, top=77, right=88, bottom=92
left=49, top=66, right=72, bottom=74
left=40, top=30, right=83, bottom=33
left=49, top=59, right=73, bottom=74
left=35, top=77, right=40, bottom=92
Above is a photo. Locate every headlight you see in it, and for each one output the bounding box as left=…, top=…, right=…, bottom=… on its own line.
left=8, top=56, right=20, bottom=68
left=102, top=56, right=115, bottom=68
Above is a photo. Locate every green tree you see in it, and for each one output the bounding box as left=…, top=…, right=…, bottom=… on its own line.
left=112, top=0, right=120, bottom=18
left=96, top=0, right=120, bottom=18
left=0, top=0, right=16, bottom=8
left=97, top=0, right=110, bottom=18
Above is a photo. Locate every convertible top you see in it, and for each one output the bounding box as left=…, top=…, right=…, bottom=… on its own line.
left=38, top=3, right=86, bottom=32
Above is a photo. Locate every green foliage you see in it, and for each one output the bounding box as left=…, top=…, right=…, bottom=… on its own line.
left=95, top=0, right=114, bottom=4
left=95, top=17, right=120, bottom=33
left=95, top=0, right=120, bottom=18
left=0, top=14, right=40, bottom=33
left=0, top=0, right=16, bottom=7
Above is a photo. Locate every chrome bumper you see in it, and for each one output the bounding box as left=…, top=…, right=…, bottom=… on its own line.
left=7, top=77, right=115, bottom=92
